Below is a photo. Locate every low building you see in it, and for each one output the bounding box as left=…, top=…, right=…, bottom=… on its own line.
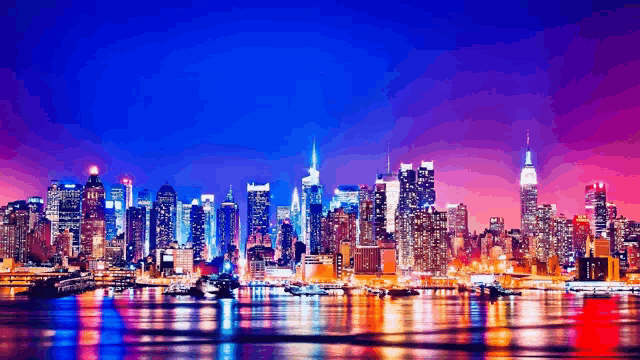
left=155, top=245, right=194, bottom=275
left=577, top=256, right=619, bottom=281
left=301, top=254, right=342, bottom=282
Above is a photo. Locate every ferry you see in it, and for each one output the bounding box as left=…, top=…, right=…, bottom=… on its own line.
left=290, top=284, right=328, bottom=296
left=28, top=273, right=96, bottom=298
left=382, top=287, right=420, bottom=297
left=163, top=282, right=191, bottom=296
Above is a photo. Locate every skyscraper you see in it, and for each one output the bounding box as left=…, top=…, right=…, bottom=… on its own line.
left=396, top=163, right=417, bottom=270
left=489, top=217, right=505, bottom=236
left=358, top=185, right=373, bottom=246
left=59, top=183, right=83, bottom=256
left=200, top=194, right=215, bottom=261
left=553, top=214, right=573, bottom=267
left=137, top=189, right=152, bottom=256
left=446, top=204, right=468, bottom=237
left=412, top=207, right=448, bottom=276
left=278, top=219, right=294, bottom=266
left=111, top=184, right=126, bottom=237
left=573, top=214, right=591, bottom=258
left=372, top=183, right=387, bottom=244
left=535, top=204, right=556, bottom=262
left=309, top=203, right=323, bottom=254
left=247, top=183, right=271, bottom=245
left=105, top=200, right=117, bottom=242
left=45, top=180, right=61, bottom=243
left=290, top=187, right=301, bottom=237
left=330, top=185, right=359, bottom=213
left=324, top=207, right=357, bottom=256
left=80, top=168, right=106, bottom=259
left=585, top=183, right=607, bottom=239
left=375, top=147, right=400, bottom=234
left=301, top=139, right=323, bottom=250
left=217, top=186, right=240, bottom=263
left=122, top=177, right=133, bottom=210
left=416, top=161, right=435, bottom=208
left=154, top=184, right=177, bottom=250
left=125, top=206, right=146, bottom=262
left=190, top=203, right=206, bottom=262
left=520, top=131, right=538, bottom=240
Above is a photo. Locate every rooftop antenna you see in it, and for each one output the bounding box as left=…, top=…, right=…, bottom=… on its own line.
left=387, top=142, right=391, bottom=174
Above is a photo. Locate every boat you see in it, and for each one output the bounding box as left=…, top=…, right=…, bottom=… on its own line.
left=479, top=282, right=522, bottom=298
left=383, top=287, right=420, bottom=297
left=290, top=284, right=328, bottom=296
left=457, top=284, right=471, bottom=293
left=163, top=282, right=191, bottom=296
left=584, top=289, right=612, bottom=298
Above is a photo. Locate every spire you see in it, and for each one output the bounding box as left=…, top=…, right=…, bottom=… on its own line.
left=311, top=137, right=317, bottom=170
left=387, top=142, right=391, bottom=174
left=525, top=130, right=533, bottom=166
left=225, top=185, right=234, bottom=202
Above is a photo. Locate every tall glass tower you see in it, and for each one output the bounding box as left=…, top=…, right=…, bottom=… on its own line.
left=520, top=131, right=538, bottom=243
left=301, top=139, right=323, bottom=251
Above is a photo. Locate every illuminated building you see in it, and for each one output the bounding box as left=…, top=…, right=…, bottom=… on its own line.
left=354, top=245, right=396, bottom=275
left=177, top=199, right=195, bottom=246
left=216, top=186, right=239, bottom=263
left=577, top=256, right=619, bottom=281
left=125, top=206, right=145, bottom=262
left=610, top=216, right=629, bottom=255
left=585, top=182, right=607, bottom=239
left=110, top=185, right=126, bottom=237
left=138, top=189, right=152, bottom=256
left=489, top=217, right=505, bottom=236
left=309, top=203, right=323, bottom=254
left=372, top=183, right=387, bottom=243
left=105, top=201, right=117, bottom=242
left=324, top=208, right=357, bottom=257
left=358, top=185, right=373, bottom=246
left=27, top=196, right=44, bottom=232
left=520, top=131, right=538, bottom=240
left=290, top=187, right=301, bottom=237
left=200, top=194, right=215, bottom=261
left=190, top=203, right=206, bottom=262
left=277, top=219, right=294, bottom=266
left=447, top=203, right=468, bottom=237
left=396, top=163, right=417, bottom=270
left=301, top=253, right=342, bottom=282
left=330, top=185, right=359, bottom=214
left=156, top=242, right=194, bottom=275
left=607, top=202, right=617, bottom=225
left=535, top=204, right=556, bottom=262
left=573, top=214, right=591, bottom=259
left=553, top=214, right=573, bottom=267
left=375, top=148, right=400, bottom=234
left=154, top=183, right=177, bottom=250
left=412, top=207, right=448, bottom=276
left=45, top=180, right=61, bottom=243
left=121, top=177, right=133, bottom=210
left=0, top=201, right=29, bottom=262
left=59, top=183, right=83, bottom=256
left=247, top=182, right=270, bottom=245
left=416, top=161, right=435, bottom=208
left=80, top=170, right=106, bottom=259
left=301, top=139, right=324, bottom=250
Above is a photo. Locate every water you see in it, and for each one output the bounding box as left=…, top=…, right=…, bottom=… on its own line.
left=0, top=287, right=639, bottom=359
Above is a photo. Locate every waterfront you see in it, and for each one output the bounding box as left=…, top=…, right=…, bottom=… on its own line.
left=0, top=288, right=639, bottom=359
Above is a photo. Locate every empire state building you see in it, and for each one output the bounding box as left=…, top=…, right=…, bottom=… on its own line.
left=520, top=132, right=538, bottom=241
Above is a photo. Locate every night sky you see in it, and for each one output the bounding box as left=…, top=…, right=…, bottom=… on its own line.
left=2, top=0, right=640, bottom=232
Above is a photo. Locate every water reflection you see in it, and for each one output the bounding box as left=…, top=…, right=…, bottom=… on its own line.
left=1, top=288, right=640, bottom=359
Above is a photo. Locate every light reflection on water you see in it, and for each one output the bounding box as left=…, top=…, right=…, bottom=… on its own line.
left=0, top=287, right=640, bottom=359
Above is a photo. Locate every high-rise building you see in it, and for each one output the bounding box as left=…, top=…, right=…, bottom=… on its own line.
left=80, top=168, right=106, bottom=259
left=125, top=206, right=146, bottom=262
left=375, top=148, right=400, bottom=234
left=610, top=216, right=629, bottom=255
left=217, top=187, right=240, bottom=263
left=520, top=132, right=538, bottom=240
left=324, top=208, right=357, bottom=257
left=154, top=184, right=177, bottom=250
left=190, top=203, right=206, bottom=262
left=412, top=207, right=448, bottom=276
left=309, top=203, right=323, bottom=254
left=396, top=163, right=417, bottom=270
left=290, top=187, right=301, bottom=237
left=416, top=161, right=435, bottom=209
left=301, top=140, right=323, bottom=250
left=372, top=183, right=387, bottom=244
left=122, top=178, right=133, bottom=210
left=59, top=183, right=83, bottom=256
left=45, top=180, right=61, bottom=243
left=489, top=217, right=505, bottom=236
left=277, top=219, right=294, bottom=266
left=535, top=204, right=556, bottom=262
left=27, top=196, right=44, bottom=232
left=330, top=185, right=359, bottom=214
left=105, top=201, right=117, bottom=242
left=573, top=214, right=591, bottom=259
left=585, top=183, right=607, bottom=239
left=200, top=194, right=215, bottom=261
left=357, top=185, right=373, bottom=246
left=177, top=199, right=196, bottom=245
left=138, top=189, right=152, bottom=256
left=247, top=183, right=270, bottom=244
left=111, top=184, right=126, bottom=237
left=446, top=204, right=468, bottom=237
left=607, top=202, right=618, bottom=225
left=1, top=201, right=30, bottom=262
left=553, top=214, right=573, bottom=267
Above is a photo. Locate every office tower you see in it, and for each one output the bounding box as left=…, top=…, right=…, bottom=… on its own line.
left=585, top=183, right=607, bottom=238
left=247, top=183, right=270, bottom=243
left=412, top=207, right=448, bottom=276
left=105, top=201, right=117, bottom=241
left=396, top=163, right=417, bottom=270
left=111, top=184, right=126, bottom=237
left=607, top=202, right=617, bottom=225
left=375, top=147, right=400, bottom=234
left=358, top=185, right=373, bottom=246
left=416, top=161, right=435, bottom=208
left=277, top=206, right=290, bottom=224
left=290, top=187, right=301, bottom=237
left=59, top=183, right=83, bottom=256
left=535, top=204, right=556, bottom=262
left=301, top=140, right=323, bottom=249
left=27, top=197, right=44, bottom=232
left=278, top=219, right=294, bottom=266
left=45, top=180, right=61, bottom=243
left=200, top=195, right=215, bottom=261
left=520, top=132, right=538, bottom=239
left=155, top=184, right=177, bottom=250
left=27, top=215, right=51, bottom=263
left=121, top=178, right=133, bottom=210
left=325, top=208, right=357, bottom=256
left=330, top=185, right=359, bottom=213
left=553, top=214, right=573, bottom=267
left=138, top=189, right=152, bottom=256
left=1, top=201, right=30, bottom=262
left=573, top=214, right=591, bottom=258
left=80, top=169, right=106, bottom=258
left=190, top=203, right=206, bottom=262
left=125, top=206, right=146, bottom=262
left=610, top=216, right=629, bottom=255
left=309, top=203, right=323, bottom=254
left=447, top=204, right=468, bottom=237
left=178, top=200, right=195, bottom=245
left=176, top=200, right=183, bottom=244
left=372, top=183, right=387, bottom=244
left=489, top=217, right=505, bottom=236
left=217, top=187, right=240, bottom=263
